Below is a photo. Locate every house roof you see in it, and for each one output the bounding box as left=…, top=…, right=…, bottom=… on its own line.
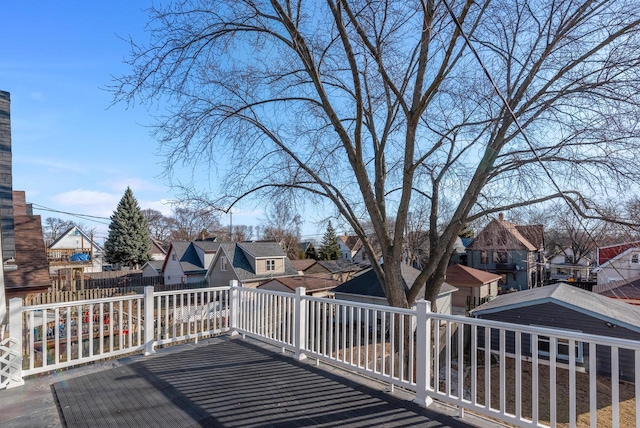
left=340, top=235, right=363, bottom=252
left=596, top=275, right=640, bottom=300
left=48, top=225, right=103, bottom=251
left=163, top=241, right=206, bottom=274
left=333, top=264, right=457, bottom=300
left=258, top=275, right=341, bottom=292
left=598, top=241, right=640, bottom=266
left=5, top=215, right=51, bottom=290
left=446, top=264, right=501, bottom=287
left=237, top=242, right=287, bottom=258
left=291, top=259, right=319, bottom=272
left=142, top=260, right=164, bottom=273
left=470, top=282, right=640, bottom=332
left=317, top=259, right=366, bottom=274
left=193, top=240, right=220, bottom=253
left=467, top=217, right=541, bottom=252
left=150, top=238, right=167, bottom=255
left=215, top=242, right=299, bottom=283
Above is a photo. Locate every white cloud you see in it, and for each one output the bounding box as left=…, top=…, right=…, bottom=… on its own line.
left=50, top=189, right=120, bottom=217
left=141, top=199, right=175, bottom=216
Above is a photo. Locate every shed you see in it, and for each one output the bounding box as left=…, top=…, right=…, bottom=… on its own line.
left=470, top=282, right=640, bottom=381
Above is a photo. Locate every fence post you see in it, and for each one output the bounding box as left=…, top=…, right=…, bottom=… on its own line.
left=229, top=280, right=239, bottom=336
left=294, top=287, right=307, bottom=361
left=413, top=299, right=433, bottom=407
left=6, top=298, right=25, bottom=388
left=143, top=286, right=155, bottom=356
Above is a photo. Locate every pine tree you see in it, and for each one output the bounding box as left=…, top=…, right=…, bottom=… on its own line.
left=104, top=187, right=152, bottom=269
left=319, top=221, right=341, bottom=261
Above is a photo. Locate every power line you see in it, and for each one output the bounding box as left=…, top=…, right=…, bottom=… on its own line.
left=30, top=203, right=111, bottom=225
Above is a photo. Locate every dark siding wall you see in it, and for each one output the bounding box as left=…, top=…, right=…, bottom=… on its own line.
left=0, top=91, right=14, bottom=261
left=475, top=302, right=640, bottom=381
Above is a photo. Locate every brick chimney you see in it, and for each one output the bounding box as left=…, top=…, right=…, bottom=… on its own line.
left=0, top=91, right=15, bottom=261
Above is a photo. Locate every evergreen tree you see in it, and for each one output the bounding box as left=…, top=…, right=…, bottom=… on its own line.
left=319, top=221, right=341, bottom=261
left=104, top=187, right=152, bottom=269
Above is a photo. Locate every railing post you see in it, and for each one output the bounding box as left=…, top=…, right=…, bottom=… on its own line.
left=6, top=298, right=25, bottom=388
left=414, top=299, right=433, bottom=407
left=229, top=280, right=239, bottom=336
left=143, top=286, right=155, bottom=356
left=294, top=287, right=307, bottom=361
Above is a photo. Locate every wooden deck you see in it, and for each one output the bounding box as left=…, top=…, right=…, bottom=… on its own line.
left=51, top=338, right=498, bottom=428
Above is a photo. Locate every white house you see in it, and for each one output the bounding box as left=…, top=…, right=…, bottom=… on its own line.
left=47, top=226, right=104, bottom=274
left=596, top=245, right=640, bottom=285
left=162, top=241, right=219, bottom=285
left=547, top=247, right=591, bottom=282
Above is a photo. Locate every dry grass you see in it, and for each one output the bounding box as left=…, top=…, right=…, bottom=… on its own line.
left=468, top=356, right=636, bottom=427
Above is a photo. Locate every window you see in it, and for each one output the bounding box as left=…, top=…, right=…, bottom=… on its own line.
left=565, top=255, right=574, bottom=264
left=172, top=253, right=177, bottom=261
left=493, top=251, right=508, bottom=264
left=632, top=253, right=639, bottom=264
left=481, top=251, right=488, bottom=264
left=221, top=256, right=227, bottom=271
left=534, top=334, right=583, bottom=363
left=266, top=259, right=275, bottom=271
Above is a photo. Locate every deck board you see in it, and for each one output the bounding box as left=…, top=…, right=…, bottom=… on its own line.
left=53, top=338, right=482, bottom=427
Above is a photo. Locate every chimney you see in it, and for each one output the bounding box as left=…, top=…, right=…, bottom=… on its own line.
left=0, top=91, right=15, bottom=261
left=498, top=212, right=504, bottom=221
left=12, top=191, right=26, bottom=216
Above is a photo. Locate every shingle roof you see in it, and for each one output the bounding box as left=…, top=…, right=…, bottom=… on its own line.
left=446, top=264, right=502, bottom=287
left=259, top=275, right=341, bottom=292
left=334, top=264, right=457, bottom=299
left=5, top=215, right=51, bottom=290
left=470, top=282, right=640, bottom=331
left=193, top=241, right=220, bottom=252
left=218, top=242, right=298, bottom=282
left=340, top=235, right=363, bottom=252
left=317, top=259, right=366, bottom=273
left=291, top=259, right=318, bottom=271
left=238, top=242, right=286, bottom=258
left=168, top=241, right=206, bottom=273
left=598, top=241, right=640, bottom=265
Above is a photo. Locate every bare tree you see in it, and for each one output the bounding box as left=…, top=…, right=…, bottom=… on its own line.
left=170, top=206, right=222, bottom=241
left=260, top=201, right=302, bottom=259
left=43, top=217, right=75, bottom=243
left=114, top=0, right=640, bottom=309
left=142, top=208, right=174, bottom=241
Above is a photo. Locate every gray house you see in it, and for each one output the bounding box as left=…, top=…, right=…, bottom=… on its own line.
left=470, top=282, right=640, bottom=381
left=466, top=213, right=545, bottom=291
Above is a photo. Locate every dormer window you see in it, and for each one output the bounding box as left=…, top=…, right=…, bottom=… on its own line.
left=266, top=259, right=275, bottom=271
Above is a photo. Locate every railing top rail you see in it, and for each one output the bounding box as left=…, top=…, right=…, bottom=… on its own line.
left=237, top=287, right=294, bottom=299
left=432, top=311, right=640, bottom=350
left=21, top=294, right=144, bottom=311
left=153, top=286, right=230, bottom=297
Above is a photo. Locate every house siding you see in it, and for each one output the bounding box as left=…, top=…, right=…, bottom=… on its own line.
left=597, top=249, right=640, bottom=284
left=208, top=256, right=238, bottom=287
left=163, top=255, right=186, bottom=284
left=255, top=257, right=285, bottom=275
left=474, top=302, right=639, bottom=381
left=0, top=91, right=15, bottom=262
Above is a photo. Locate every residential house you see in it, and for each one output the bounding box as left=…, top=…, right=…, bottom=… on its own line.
left=471, top=282, right=640, bottom=381
left=47, top=225, right=104, bottom=274
left=333, top=263, right=458, bottom=315
left=546, top=247, right=592, bottom=283
left=291, top=259, right=328, bottom=275
left=445, top=264, right=501, bottom=314
left=162, top=241, right=219, bottom=285
left=258, top=275, right=341, bottom=298
left=206, top=242, right=299, bottom=288
left=141, top=260, right=164, bottom=278
left=466, top=213, right=545, bottom=291
left=594, top=241, right=640, bottom=285
left=150, top=238, right=167, bottom=261
left=296, top=241, right=316, bottom=259
left=338, top=235, right=368, bottom=263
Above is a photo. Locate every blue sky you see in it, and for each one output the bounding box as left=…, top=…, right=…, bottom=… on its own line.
left=1, top=1, right=270, bottom=242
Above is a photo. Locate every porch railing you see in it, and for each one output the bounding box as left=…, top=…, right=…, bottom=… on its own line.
left=2, top=281, right=640, bottom=428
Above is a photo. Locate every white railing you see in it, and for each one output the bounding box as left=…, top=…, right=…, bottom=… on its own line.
left=3, top=282, right=640, bottom=428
